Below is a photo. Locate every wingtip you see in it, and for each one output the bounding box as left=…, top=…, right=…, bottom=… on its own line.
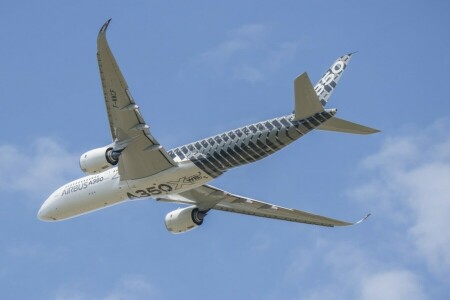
left=99, top=18, right=112, bottom=35
left=364, top=128, right=381, bottom=135
left=354, top=213, right=371, bottom=225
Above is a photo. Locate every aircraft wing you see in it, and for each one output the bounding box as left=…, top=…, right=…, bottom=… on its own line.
left=97, top=20, right=176, bottom=180
left=157, top=185, right=369, bottom=227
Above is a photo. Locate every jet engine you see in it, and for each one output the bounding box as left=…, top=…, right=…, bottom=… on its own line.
left=165, top=206, right=207, bottom=234
left=79, top=146, right=121, bottom=175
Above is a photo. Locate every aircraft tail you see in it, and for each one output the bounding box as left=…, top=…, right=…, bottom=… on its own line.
left=314, top=53, right=354, bottom=107
left=292, top=53, right=379, bottom=135
left=293, top=53, right=354, bottom=121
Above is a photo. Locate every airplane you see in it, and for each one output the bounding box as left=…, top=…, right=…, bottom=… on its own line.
left=38, top=19, right=378, bottom=233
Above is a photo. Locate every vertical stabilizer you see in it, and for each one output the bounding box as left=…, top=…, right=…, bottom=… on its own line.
left=314, top=53, right=354, bottom=106
left=293, top=72, right=324, bottom=121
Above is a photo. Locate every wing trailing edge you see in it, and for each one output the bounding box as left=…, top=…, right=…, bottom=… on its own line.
left=158, top=184, right=370, bottom=227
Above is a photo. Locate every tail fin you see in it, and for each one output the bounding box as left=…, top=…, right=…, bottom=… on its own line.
left=315, top=53, right=354, bottom=107
left=318, top=117, right=380, bottom=135
left=292, top=54, right=379, bottom=135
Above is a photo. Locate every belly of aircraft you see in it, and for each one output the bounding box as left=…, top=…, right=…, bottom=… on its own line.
left=38, top=161, right=212, bottom=221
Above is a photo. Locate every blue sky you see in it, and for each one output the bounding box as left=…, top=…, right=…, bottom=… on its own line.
left=1, top=1, right=449, bottom=299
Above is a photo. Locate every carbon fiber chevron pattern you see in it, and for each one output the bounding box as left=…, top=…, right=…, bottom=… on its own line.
left=168, top=110, right=336, bottom=178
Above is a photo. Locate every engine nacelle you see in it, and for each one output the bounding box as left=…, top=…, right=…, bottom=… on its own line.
left=79, top=146, right=120, bottom=175
left=165, top=206, right=207, bottom=234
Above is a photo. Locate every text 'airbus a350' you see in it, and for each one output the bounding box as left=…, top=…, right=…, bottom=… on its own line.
left=38, top=20, right=377, bottom=234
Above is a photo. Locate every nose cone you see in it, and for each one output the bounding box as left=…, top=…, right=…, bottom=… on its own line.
left=37, top=200, right=57, bottom=221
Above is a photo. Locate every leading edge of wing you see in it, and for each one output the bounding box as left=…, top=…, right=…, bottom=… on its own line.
left=96, top=19, right=177, bottom=180
left=157, top=185, right=370, bottom=227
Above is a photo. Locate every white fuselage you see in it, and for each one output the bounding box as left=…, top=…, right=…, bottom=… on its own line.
left=38, top=21, right=371, bottom=228
left=39, top=110, right=336, bottom=221
left=38, top=161, right=211, bottom=221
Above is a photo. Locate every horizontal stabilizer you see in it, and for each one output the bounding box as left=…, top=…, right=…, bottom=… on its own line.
left=293, top=72, right=324, bottom=121
left=318, top=117, right=380, bottom=135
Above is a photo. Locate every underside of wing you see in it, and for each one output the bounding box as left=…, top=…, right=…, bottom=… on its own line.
left=158, top=185, right=369, bottom=227
left=97, top=20, right=176, bottom=180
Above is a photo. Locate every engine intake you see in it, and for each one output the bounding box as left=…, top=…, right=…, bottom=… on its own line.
left=79, top=146, right=121, bottom=175
left=165, top=206, right=207, bottom=234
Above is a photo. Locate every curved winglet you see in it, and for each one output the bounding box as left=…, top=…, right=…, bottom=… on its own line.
left=99, top=19, right=112, bottom=35
left=354, top=213, right=371, bottom=225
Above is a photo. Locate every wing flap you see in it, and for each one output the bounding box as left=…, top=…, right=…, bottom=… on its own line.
left=213, top=194, right=352, bottom=227
left=118, top=135, right=177, bottom=180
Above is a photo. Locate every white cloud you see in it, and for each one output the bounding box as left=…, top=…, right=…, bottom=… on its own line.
left=54, top=275, right=159, bottom=300
left=249, top=233, right=272, bottom=252
left=104, top=275, right=159, bottom=300
left=280, top=121, right=450, bottom=299
left=285, top=241, right=427, bottom=300
left=196, top=24, right=299, bottom=83
left=361, top=270, right=426, bottom=300
left=352, top=119, right=450, bottom=276
left=233, top=65, right=264, bottom=83
left=0, top=138, right=79, bottom=199
left=263, top=42, right=299, bottom=70
left=202, top=24, right=267, bottom=62
left=5, top=242, right=67, bottom=263
left=54, top=290, right=86, bottom=300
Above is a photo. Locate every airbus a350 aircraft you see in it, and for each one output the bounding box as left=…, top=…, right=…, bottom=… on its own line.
left=38, top=20, right=378, bottom=233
